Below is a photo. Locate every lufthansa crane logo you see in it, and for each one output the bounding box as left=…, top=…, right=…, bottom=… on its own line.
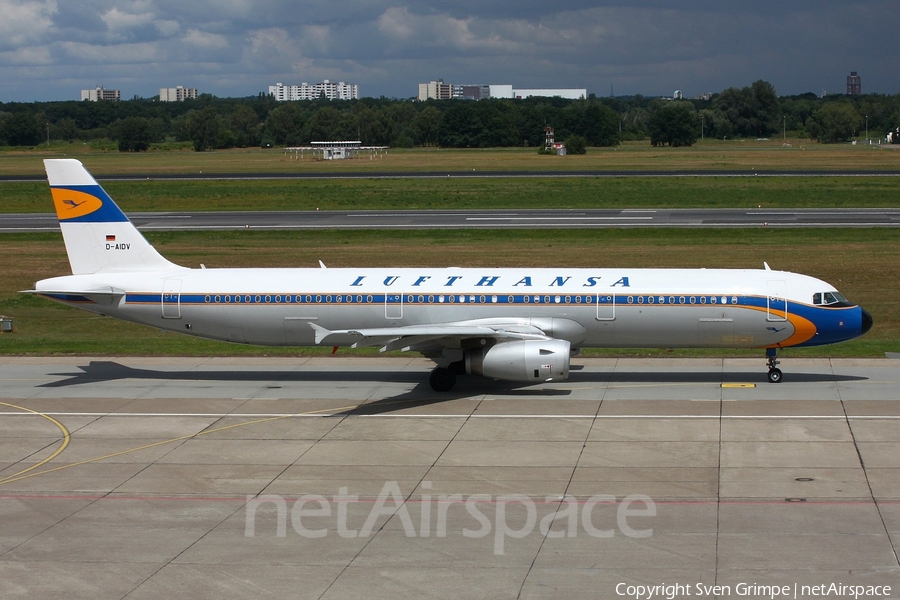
left=50, top=188, right=103, bottom=220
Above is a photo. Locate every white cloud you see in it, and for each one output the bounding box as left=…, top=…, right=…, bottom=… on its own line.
left=0, top=45, right=53, bottom=66
left=243, top=27, right=304, bottom=73
left=101, top=7, right=156, bottom=32
left=182, top=28, right=229, bottom=49
left=376, top=6, right=507, bottom=53
left=1, top=0, right=897, bottom=100
left=58, top=40, right=164, bottom=64
left=0, top=0, right=56, bottom=50
left=154, top=19, right=180, bottom=37
left=300, top=25, right=333, bottom=55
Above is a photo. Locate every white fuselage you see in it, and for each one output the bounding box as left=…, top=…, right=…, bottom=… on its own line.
left=34, top=158, right=873, bottom=389
left=36, top=266, right=865, bottom=351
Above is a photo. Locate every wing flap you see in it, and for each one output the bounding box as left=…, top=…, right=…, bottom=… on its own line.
left=309, top=320, right=552, bottom=352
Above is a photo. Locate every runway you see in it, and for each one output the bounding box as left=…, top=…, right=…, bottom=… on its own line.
left=5, top=207, right=900, bottom=232
left=1, top=356, right=899, bottom=599
left=3, top=168, right=900, bottom=183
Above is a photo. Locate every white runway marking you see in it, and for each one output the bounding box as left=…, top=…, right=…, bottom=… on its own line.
left=4, top=412, right=900, bottom=419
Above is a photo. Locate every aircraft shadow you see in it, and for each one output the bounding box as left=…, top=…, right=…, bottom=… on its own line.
left=576, top=371, right=868, bottom=385
left=41, top=361, right=867, bottom=388
left=39, top=361, right=570, bottom=415
left=337, top=378, right=571, bottom=416
left=40, top=361, right=427, bottom=388
left=39, top=361, right=867, bottom=415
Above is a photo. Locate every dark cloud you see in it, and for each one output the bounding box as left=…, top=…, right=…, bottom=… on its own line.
left=0, top=0, right=896, bottom=102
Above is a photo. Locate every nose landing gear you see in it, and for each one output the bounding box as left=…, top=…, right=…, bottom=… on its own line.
left=766, top=348, right=783, bottom=383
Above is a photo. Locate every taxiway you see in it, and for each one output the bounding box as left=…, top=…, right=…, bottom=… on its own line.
left=4, top=207, right=900, bottom=233
left=1, top=356, right=899, bottom=599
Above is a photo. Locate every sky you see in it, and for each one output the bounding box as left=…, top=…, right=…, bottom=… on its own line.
left=1, top=0, right=897, bottom=103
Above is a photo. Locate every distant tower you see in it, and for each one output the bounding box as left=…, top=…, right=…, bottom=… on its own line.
left=544, top=126, right=555, bottom=153
left=847, top=71, right=861, bottom=95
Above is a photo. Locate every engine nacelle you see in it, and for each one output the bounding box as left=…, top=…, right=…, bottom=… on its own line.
left=465, top=339, right=571, bottom=383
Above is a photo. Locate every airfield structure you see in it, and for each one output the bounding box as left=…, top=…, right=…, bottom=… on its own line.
left=543, top=126, right=566, bottom=155
left=285, top=141, right=388, bottom=160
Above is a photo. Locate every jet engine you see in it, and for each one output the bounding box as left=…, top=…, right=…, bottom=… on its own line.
left=465, top=339, right=571, bottom=383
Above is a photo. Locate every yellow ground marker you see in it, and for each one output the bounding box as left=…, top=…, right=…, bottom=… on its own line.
left=0, top=401, right=71, bottom=485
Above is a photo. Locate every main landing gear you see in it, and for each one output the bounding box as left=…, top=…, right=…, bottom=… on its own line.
left=766, top=348, right=783, bottom=383
left=429, top=367, right=456, bottom=392
left=429, top=361, right=465, bottom=392
left=428, top=360, right=466, bottom=392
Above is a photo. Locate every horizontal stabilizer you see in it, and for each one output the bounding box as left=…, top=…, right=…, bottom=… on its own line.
left=22, top=287, right=125, bottom=306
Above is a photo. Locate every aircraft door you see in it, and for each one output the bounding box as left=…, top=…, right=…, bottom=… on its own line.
left=767, top=280, right=787, bottom=322
left=385, top=292, right=403, bottom=319
left=162, top=278, right=182, bottom=319
left=596, top=294, right=615, bottom=320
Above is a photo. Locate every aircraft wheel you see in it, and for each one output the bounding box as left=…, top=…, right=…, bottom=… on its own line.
left=430, top=367, right=457, bottom=392
left=767, top=368, right=783, bottom=384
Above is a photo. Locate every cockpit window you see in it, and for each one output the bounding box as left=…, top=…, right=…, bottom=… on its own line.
left=813, top=291, right=851, bottom=306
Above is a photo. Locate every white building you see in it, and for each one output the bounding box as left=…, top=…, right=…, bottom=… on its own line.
left=488, top=85, right=514, bottom=99
left=417, top=80, right=453, bottom=101
left=270, top=80, right=359, bottom=101
left=80, top=87, right=120, bottom=101
left=417, top=81, right=585, bottom=101
left=159, top=86, right=198, bottom=102
left=512, top=88, right=586, bottom=100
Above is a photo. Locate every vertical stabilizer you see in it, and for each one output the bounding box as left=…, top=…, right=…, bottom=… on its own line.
left=44, top=159, right=183, bottom=275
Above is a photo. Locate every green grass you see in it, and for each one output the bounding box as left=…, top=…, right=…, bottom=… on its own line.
left=1, top=140, right=899, bottom=178
left=3, top=175, right=900, bottom=213
left=2, top=144, right=897, bottom=358
left=1, top=228, right=897, bottom=357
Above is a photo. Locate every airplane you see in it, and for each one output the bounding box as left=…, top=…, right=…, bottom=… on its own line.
left=27, top=159, right=873, bottom=391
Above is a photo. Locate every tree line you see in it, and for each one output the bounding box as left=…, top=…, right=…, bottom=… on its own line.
left=1, top=81, right=898, bottom=151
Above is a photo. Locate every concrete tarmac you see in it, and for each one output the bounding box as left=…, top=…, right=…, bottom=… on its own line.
left=1, top=356, right=899, bottom=599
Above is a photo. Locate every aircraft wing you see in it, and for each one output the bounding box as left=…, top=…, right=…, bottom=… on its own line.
left=309, top=321, right=552, bottom=353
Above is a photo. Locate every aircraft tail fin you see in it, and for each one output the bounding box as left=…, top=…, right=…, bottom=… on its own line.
left=44, top=159, right=183, bottom=275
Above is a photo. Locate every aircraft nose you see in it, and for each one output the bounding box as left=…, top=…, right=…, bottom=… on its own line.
left=861, top=308, right=874, bottom=335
